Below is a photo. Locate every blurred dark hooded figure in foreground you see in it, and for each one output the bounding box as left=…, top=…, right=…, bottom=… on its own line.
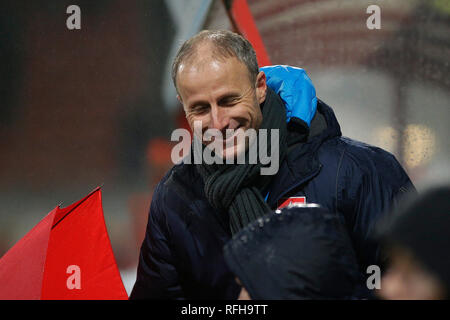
left=223, top=205, right=362, bottom=299
left=377, top=186, right=450, bottom=300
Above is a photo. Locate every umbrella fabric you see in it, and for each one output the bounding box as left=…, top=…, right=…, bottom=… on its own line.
left=0, top=208, right=56, bottom=299
left=0, top=187, right=128, bottom=300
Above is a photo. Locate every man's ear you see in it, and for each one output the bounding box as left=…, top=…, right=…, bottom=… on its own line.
left=177, top=94, right=188, bottom=112
left=255, top=71, right=267, bottom=104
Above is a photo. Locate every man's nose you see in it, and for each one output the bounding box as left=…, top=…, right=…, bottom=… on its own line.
left=209, top=105, right=230, bottom=132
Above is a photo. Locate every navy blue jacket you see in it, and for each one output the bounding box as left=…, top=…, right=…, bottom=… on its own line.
left=130, top=99, right=415, bottom=299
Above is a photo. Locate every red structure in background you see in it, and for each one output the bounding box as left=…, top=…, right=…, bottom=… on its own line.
left=225, top=0, right=272, bottom=66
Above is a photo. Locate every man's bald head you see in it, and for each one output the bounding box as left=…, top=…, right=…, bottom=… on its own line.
left=171, top=30, right=259, bottom=93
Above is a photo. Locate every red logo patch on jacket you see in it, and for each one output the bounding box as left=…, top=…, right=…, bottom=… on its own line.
left=277, top=196, right=306, bottom=209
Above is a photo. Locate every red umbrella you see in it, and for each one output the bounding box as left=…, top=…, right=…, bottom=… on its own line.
left=0, top=187, right=128, bottom=299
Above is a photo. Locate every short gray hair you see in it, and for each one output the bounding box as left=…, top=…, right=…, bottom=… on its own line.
left=171, top=30, right=259, bottom=91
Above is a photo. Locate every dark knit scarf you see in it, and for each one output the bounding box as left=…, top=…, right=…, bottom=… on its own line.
left=195, top=88, right=307, bottom=234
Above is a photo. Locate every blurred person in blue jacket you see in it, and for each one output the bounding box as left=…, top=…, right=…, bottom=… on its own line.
left=377, top=186, right=450, bottom=300
left=130, top=30, right=415, bottom=299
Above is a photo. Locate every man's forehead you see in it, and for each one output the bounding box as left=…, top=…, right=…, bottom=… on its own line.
left=179, top=55, right=244, bottom=76
left=178, top=56, right=223, bottom=77
left=177, top=58, right=249, bottom=93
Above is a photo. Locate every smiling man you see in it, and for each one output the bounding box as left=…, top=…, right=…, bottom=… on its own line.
left=175, top=42, right=265, bottom=160
left=130, top=30, right=415, bottom=299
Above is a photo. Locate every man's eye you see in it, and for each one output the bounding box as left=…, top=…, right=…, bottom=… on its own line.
left=220, top=98, right=238, bottom=106
left=191, top=105, right=209, bottom=114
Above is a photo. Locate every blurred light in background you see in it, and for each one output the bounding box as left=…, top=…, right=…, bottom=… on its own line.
left=373, top=126, right=398, bottom=155
left=403, top=124, right=437, bottom=169
left=373, top=124, right=437, bottom=169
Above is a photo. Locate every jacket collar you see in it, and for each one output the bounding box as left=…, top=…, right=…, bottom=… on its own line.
left=265, top=99, right=342, bottom=208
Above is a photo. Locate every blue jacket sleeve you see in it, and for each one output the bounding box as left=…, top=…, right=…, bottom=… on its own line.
left=262, top=65, right=317, bottom=126
left=336, top=141, right=416, bottom=271
left=129, top=184, right=185, bottom=300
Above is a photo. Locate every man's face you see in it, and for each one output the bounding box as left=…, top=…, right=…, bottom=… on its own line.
left=176, top=51, right=266, bottom=159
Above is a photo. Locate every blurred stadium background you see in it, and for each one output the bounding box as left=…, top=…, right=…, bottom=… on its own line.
left=0, top=0, right=449, bottom=294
